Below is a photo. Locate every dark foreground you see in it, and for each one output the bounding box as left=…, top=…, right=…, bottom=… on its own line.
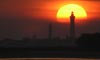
left=0, top=47, right=100, bottom=58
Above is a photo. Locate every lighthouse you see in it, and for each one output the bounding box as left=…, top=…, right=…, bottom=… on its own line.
left=70, top=11, right=75, bottom=41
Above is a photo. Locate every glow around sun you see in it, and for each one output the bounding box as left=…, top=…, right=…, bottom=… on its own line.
left=57, top=4, right=87, bottom=23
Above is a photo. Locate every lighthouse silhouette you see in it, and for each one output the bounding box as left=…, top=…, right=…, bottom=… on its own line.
left=70, top=11, right=75, bottom=43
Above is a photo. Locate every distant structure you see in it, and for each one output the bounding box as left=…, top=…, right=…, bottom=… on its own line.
left=48, top=23, right=52, bottom=40
left=32, top=34, right=37, bottom=40
left=70, top=11, right=75, bottom=41
left=66, top=34, right=69, bottom=40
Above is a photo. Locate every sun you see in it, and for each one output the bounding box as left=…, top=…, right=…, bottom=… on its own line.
left=56, top=4, right=87, bottom=23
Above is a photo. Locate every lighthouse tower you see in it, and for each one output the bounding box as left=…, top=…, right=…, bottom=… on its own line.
left=70, top=11, right=75, bottom=41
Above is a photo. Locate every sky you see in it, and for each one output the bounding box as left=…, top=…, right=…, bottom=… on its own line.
left=0, top=0, right=100, bottom=39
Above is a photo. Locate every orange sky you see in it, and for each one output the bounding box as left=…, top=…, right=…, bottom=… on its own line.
left=0, top=0, right=100, bottom=39
left=1, top=0, right=99, bottom=21
left=32, top=0, right=100, bottom=22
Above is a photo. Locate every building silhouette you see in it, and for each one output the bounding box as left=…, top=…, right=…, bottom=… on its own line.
left=48, top=22, right=52, bottom=40
left=70, top=11, right=75, bottom=42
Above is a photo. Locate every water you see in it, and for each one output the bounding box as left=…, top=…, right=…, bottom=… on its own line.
left=0, top=58, right=99, bottom=60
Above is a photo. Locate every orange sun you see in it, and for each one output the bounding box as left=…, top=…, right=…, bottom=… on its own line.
left=57, top=4, right=87, bottom=23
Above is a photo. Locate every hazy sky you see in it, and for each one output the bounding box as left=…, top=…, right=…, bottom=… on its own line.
left=0, top=0, right=100, bottom=39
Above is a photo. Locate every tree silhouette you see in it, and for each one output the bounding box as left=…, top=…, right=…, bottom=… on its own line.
left=76, top=33, right=100, bottom=50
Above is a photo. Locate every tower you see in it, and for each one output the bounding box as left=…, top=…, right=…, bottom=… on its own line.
left=48, top=22, right=52, bottom=40
left=70, top=11, right=75, bottom=41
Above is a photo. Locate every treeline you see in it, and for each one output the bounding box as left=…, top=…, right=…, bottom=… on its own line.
left=76, top=33, right=100, bottom=50
left=0, top=38, right=70, bottom=48
left=0, top=32, right=100, bottom=50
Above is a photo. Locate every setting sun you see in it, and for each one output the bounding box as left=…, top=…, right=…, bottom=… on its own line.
left=57, top=4, right=87, bottom=23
